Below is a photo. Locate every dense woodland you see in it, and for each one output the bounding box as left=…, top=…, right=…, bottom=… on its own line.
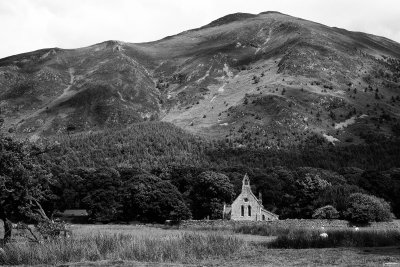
left=1, top=121, right=400, bottom=230
left=40, top=122, right=400, bottom=171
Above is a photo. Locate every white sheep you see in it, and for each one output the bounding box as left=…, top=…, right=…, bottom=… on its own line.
left=320, top=232, right=328, bottom=238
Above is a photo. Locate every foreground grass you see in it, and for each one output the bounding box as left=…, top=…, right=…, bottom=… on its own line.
left=235, top=246, right=400, bottom=267
left=2, top=223, right=400, bottom=266
left=233, top=224, right=291, bottom=236
left=0, top=233, right=246, bottom=266
left=229, top=222, right=400, bottom=248
left=268, top=228, right=400, bottom=249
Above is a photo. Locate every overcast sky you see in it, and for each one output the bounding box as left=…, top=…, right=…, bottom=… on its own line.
left=1, top=0, right=399, bottom=58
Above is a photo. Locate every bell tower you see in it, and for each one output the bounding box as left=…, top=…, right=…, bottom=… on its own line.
left=242, top=174, right=251, bottom=193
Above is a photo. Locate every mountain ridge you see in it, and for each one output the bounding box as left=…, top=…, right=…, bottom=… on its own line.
left=0, top=11, right=399, bottom=146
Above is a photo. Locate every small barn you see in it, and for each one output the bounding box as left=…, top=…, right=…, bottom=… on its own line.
left=223, top=174, right=278, bottom=221
left=54, top=209, right=89, bottom=223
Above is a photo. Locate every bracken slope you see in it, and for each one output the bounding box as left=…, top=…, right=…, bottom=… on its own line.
left=1, top=11, right=400, bottom=146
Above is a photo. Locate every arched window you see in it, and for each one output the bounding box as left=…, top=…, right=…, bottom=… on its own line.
left=262, top=215, right=265, bottom=221
left=248, top=205, right=251, bottom=216
left=241, top=205, right=244, bottom=216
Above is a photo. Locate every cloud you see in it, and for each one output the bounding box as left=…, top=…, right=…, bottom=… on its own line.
left=0, top=0, right=399, bottom=58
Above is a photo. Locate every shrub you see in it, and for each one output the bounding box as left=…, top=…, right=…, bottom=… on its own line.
left=344, top=193, right=393, bottom=224
left=252, top=76, right=260, bottom=84
left=312, top=205, right=339, bottom=219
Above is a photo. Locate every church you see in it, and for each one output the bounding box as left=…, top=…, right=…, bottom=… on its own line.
left=223, top=174, right=278, bottom=221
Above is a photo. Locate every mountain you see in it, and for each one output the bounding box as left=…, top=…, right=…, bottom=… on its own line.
left=1, top=11, right=400, bottom=146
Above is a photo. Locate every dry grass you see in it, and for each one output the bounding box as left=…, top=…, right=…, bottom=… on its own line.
left=232, top=223, right=291, bottom=236
left=1, top=223, right=400, bottom=266
left=268, top=228, right=400, bottom=248
left=68, top=224, right=273, bottom=243
left=0, top=232, right=246, bottom=265
left=223, top=246, right=400, bottom=267
left=229, top=222, right=400, bottom=249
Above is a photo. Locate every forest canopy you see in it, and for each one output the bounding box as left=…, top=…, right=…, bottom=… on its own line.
left=1, top=121, right=399, bottom=229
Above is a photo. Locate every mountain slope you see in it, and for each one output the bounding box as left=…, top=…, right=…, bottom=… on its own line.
left=0, top=11, right=399, bottom=146
left=0, top=41, right=160, bottom=140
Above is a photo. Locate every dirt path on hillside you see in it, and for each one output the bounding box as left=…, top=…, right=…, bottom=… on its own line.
left=20, top=68, right=76, bottom=140
left=58, top=67, right=75, bottom=99
left=20, top=68, right=75, bottom=124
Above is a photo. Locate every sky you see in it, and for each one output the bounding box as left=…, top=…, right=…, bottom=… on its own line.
left=0, top=0, right=399, bottom=58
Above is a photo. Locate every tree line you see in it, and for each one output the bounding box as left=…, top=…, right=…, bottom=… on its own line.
left=39, top=122, right=400, bottom=171
left=1, top=121, right=400, bottom=242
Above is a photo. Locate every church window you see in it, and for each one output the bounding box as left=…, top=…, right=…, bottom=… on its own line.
left=262, top=215, right=265, bottom=221
left=241, top=205, right=244, bottom=216
left=244, top=198, right=248, bottom=202
left=248, top=205, right=252, bottom=216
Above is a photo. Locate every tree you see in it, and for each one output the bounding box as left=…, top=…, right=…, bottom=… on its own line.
left=51, top=168, right=87, bottom=212
left=152, top=165, right=204, bottom=208
left=312, top=205, right=339, bottom=219
left=81, top=168, right=122, bottom=222
left=315, top=184, right=363, bottom=214
left=329, top=111, right=336, bottom=120
left=0, top=135, right=52, bottom=242
left=344, top=193, right=393, bottom=224
left=392, top=123, right=400, bottom=137
left=248, top=167, right=294, bottom=216
left=190, top=171, right=234, bottom=219
left=285, top=168, right=346, bottom=218
left=121, top=172, right=191, bottom=223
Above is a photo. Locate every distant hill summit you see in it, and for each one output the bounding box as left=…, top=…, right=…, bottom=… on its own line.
left=204, top=12, right=257, bottom=28
left=1, top=11, right=400, bottom=146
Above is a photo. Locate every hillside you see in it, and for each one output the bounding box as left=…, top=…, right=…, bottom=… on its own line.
left=0, top=11, right=400, bottom=146
left=36, top=121, right=400, bottom=172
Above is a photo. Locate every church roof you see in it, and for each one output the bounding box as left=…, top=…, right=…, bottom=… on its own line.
left=261, top=207, right=279, bottom=218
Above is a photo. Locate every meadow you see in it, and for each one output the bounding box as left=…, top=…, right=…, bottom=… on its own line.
left=1, top=221, right=400, bottom=266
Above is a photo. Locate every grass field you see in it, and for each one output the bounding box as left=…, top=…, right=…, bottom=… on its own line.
left=1, top=222, right=400, bottom=266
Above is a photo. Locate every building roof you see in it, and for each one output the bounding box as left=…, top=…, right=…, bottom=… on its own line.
left=261, top=207, right=279, bottom=218
left=58, top=209, right=89, bottom=216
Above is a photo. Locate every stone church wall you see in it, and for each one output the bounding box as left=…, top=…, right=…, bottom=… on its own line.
left=231, top=191, right=262, bottom=221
